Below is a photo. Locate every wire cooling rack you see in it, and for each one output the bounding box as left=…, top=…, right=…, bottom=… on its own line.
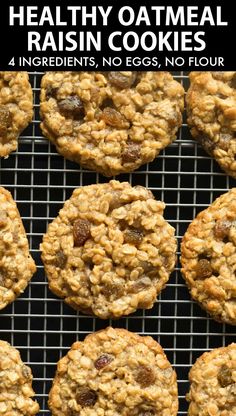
left=0, top=71, right=235, bottom=415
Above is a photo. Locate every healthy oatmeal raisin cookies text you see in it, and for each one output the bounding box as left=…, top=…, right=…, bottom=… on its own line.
left=0, top=72, right=33, bottom=157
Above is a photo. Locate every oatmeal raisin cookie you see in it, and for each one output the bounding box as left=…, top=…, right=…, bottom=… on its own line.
left=186, top=72, right=236, bottom=178
left=48, top=327, right=178, bottom=416
left=0, top=187, right=36, bottom=310
left=187, top=343, right=236, bottom=415
left=181, top=188, right=236, bottom=325
left=0, top=339, right=39, bottom=415
left=40, top=71, right=184, bottom=176
left=41, top=180, right=177, bottom=319
left=0, top=72, right=33, bottom=157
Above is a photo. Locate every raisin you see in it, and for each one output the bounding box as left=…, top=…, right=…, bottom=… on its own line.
left=73, top=219, right=91, bottom=247
left=196, top=135, right=215, bottom=156
left=58, top=96, right=85, bottom=120
left=135, top=365, right=156, bottom=387
left=124, top=228, right=143, bottom=244
left=0, top=106, right=11, bottom=136
left=217, top=93, right=228, bottom=100
left=76, top=387, right=97, bottom=407
left=84, top=259, right=94, bottom=270
left=102, top=107, right=128, bottom=128
left=108, top=72, right=137, bottom=89
left=94, top=354, right=113, bottom=370
left=0, top=79, right=9, bottom=88
left=100, top=98, right=115, bottom=110
left=102, top=283, right=123, bottom=299
left=46, top=86, right=58, bottom=100
left=214, top=220, right=231, bottom=240
left=218, top=364, right=233, bottom=387
left=118, top=220, right=128, bottom=231
left=122, top=142, right=141, bottom=163
left=128, top=277, right=152, bottom=293
left=140, top=262, right=155, bottom=273
left=195, top=259, right=212, bottom=279
left=55, top=250, right=67, bottom=268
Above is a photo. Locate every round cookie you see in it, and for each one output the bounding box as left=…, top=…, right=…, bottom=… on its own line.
left=186, top=71, right=236, bottom=178
left=48, top=327, right=178, bottom=416
left=41, top=180, right=177, bottom=319
left=0, top=187, right=36, bottom=310
left=0, top=71, right=33, bottom=157
left=187, top=343, right=236, bottom=415
left=40, top=71, right=184, bottom=177
left=0, top=339, right=39, bottom=415
left=181, top=188, right=236, bottom=325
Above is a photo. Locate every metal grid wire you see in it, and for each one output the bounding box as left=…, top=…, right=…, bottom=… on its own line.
left=0, top=71, right=235, bottom=415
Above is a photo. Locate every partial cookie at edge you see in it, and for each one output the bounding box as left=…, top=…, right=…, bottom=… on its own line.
left=181, top=188, right=236, bottom=325
left=0, top=339, right=39, bottom=415
left=0, top=72, right=33, bottom=157
left=0, top=187, right=36, bottom=310
left=48, top=327, right=178, bottom=416
left=187, top=343, right=236, bottom=416
left=186, top=71, right=236, bottom=178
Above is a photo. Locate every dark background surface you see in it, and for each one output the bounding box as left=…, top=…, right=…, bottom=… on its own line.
left=1, top=0, right=235, bottom=71
left=0, top=72, right=235, bottom=414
